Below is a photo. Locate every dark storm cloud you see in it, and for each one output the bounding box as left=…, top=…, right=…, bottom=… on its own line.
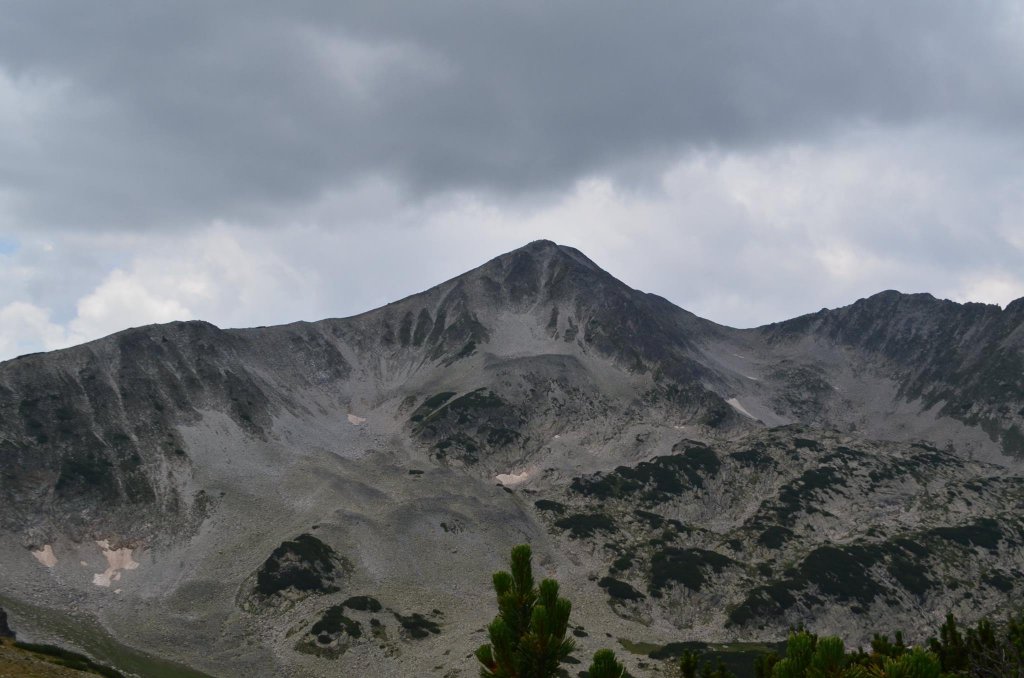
left=1, top=0, right=1022, bottom=231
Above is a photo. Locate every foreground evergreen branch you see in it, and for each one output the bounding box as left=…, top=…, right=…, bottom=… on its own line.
left=680, top=649, right=735, bottom=678
left=475, top=544, right=575, bottom=678
left=765, top=628, right=941, bottom=678
left=587, top=649, right=627, bottom=678
left=928, top=612, right=1024, bottom=677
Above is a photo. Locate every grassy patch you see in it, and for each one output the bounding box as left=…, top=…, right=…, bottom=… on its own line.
left=634, top=510, right=665, bottom=528
left=618, top=638, right=663, bottom=655
left=759, top=466, right=848, bottom=527
left=649, top=547, right=734, bottom=594
left=554, top=513, right=617, bottom=539
left=730, top=448, right=775, bottom=468
left=341, top=596, right=382, bottom=612
left=534, top=499, right=566, bottom=514
left=482, top=426, right=521, bottom=447
left=310, top=606, right=362, bottom=638
left=619, top=639, right=787, bottom=678
left=433, top=432, right=481, bottom=463
left=393, top=613, right=441, bottom=639
left=727, top=537, right=937, bottom=627
left=927, top=518, right=1003, bottom=551
left=10, top=641, right=125, bottom=678
left=599, top=577, right=646, bottom=602
left=570, top=443, right=720, bottom=502
left=0, top=595, right=214, bottom=678
left=757, top=526, right=794, bottom=549
left=982, top=571, right=1015, bottom=592
left=409, top=392, right=456, bottom=423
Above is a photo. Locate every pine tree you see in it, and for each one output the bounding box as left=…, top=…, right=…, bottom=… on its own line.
left=875, top=647, right=940, bottom=678
left=961, top=614, right=1024, bottom=677
left=807, top=635, right=845, bottom=676
left=711, top=659, right=736, bottom=678
left=680, top=651, right=700, bottom=678
left=928, top=613, right=967, bottom=673
left=765, top=628, right=942, bottom=678
left=870, top=632, right=907, bottom=660
left=587, top=649, right=627, bottom=678
left=755, top=652, right=781, bottom=678
left=475, top=544, right=575, bottom=678
left=680, top=651, right=735, bottom=678
left=772, top=630, right=817, bottom=678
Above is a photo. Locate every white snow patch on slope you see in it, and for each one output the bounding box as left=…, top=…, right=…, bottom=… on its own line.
left=496, top=469, right=533, bottom=485
left=32, top=544, right=57, bottom=568
left=347, top=414, right=367, bottom=425
left=727, top=397, right=756, bottom=419
left=92, top=540, right=139, bottom=587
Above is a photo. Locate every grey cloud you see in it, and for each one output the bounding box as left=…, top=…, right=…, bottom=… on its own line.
left=1, top=1, right=1022, bottom=232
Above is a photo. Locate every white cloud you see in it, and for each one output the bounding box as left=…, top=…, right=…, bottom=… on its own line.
left=955, top=275, right=1024, bottom=308
left=1, top=124, right=1022, bottom=361
left=0, top=226, right=323, bottom=360
left=0, top=301, right=69, bottom=357
left=68, top=269, right=194, bottom=342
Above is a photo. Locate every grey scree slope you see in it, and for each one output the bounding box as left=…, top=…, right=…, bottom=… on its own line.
left=1, top=240, right=1022, bottom=677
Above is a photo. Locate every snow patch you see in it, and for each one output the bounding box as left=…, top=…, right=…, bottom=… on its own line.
left=496, top=469, right=533, bottom=485
left=31, top=544, right=56, bottom=568
left=92, top=540, right=139, bottom=588
left=347, top=414, right=367, bottom=425
left=726, top=397, right=756, bottom=419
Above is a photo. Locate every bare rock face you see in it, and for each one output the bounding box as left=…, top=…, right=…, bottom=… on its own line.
left=0, top=240, right=1022, bottom=677
left=759, top=290, right=1024, bottom=457
left=0, top=320, right=272, bottom=544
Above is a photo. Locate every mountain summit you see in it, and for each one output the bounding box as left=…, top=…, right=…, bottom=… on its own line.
left=1, top=241, right=1022, bottom=677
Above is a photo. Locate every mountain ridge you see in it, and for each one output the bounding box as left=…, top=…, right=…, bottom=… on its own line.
left=1, top=240, right=1022, bottom=677
left=6, top=241, right=1018, bottom=372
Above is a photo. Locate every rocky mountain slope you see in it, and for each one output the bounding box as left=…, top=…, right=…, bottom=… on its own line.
left=0, top=240, right=1021, bottom=677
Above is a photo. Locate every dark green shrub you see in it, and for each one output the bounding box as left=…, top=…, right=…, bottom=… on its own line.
left=475, top=544, right=575, bottom=677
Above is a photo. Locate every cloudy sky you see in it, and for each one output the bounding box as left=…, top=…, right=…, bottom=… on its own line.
left=1, top=1, right=1023, bottom=360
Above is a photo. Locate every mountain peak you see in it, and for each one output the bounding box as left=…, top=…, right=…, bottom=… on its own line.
left=520, top=238, right=560, bottom=251
left=490, top=239, right=602, bottom=274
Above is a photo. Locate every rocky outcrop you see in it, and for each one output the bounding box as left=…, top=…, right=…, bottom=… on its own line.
left=537, top=426, right=1024, bottom=644
left=242, top=534, right=349, bottom=611
left=0, top=606, right=14, bottom=639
